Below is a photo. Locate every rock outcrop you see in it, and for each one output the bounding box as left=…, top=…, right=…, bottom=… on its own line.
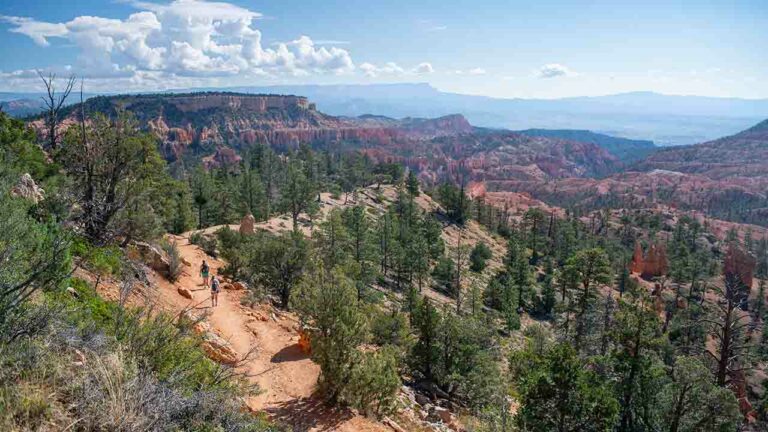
left=10, top=173, right=44, bottom=203
left=239, top=214, right=256, bottom=235
left=126, top=242, right=169, bottom=274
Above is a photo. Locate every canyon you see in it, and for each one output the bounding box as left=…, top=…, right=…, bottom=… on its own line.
left=48, top=92, right=768, bottom=227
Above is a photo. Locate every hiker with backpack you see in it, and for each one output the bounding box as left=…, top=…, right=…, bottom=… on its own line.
left=200, top=260, right=210, bottom=288
left=210, top=274, right=220, bottom=307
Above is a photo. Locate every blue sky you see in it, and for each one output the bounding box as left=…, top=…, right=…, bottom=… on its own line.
left=0, top=0, right=766, bottom=98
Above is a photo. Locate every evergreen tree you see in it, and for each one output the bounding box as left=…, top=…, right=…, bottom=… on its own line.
left=470, top=242, right=493, bottom=273
left=564, top=248, right=612, bottom=352
left=281, top=158, right=318, bottom=231
left=410, top=298, right=442, bottom=382
left=294, top=265, right=369, bottom=403
left=190, top=166, right=214, bottom=229
left=59, top=111, right=168, bottom=243
left=406, top=170, right=420, bottom=196
left=342, top=205, right=378, bottom=299
left=515, top=344, right=619, bottom=432
left=247, top=231, right=308, bottom=309
left=657, top=357, right=740, bottom=432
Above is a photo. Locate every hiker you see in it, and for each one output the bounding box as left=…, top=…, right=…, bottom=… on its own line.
left=210, top=274, right=220, bottom=307
left=200, top=260, right=210, bottom=288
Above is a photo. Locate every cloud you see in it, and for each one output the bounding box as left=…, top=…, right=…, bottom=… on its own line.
left=416, top=19, right=447, bottom=32
left=450, top=67, right=486, bottom=76
left=413, top=62, right=434, bottom=74
left=359, top=61, right=433, bottom=78
left=0, top=0, right=354, bottom=82
left=537, top=63, right=575, bottom=79
left=0, top=15, right=68, bottom=46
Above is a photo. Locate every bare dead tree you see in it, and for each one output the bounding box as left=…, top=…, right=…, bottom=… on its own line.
left=703, top=273, right=754, bottom=387
left=38, top=71, right=76, bottom=149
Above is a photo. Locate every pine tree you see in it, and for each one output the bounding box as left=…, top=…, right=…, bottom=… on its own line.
left=294, top=265, right=368, bottom=403
left=516, top=344, right=619, bottom=431
left=281, top=158, right=317, bottom=231
left=406, top=170, right=420, bottom=196
left=410, top=298, right=442, bottom=382
left=564, top=248, right=612, bottom=352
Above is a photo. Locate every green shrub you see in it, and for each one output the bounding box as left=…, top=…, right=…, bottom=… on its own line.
left=470, top=242, right=493, bottom=272
left=190, top=231, right=218, bottom=258
left=344, top=346, right=401, bottom=417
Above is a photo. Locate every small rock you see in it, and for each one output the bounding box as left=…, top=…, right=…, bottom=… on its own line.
left=193, top=320, right=211, bottom=335
left=66, top=287, right=79, bottom=298
left=383, top=417, right=407, bottom=432
left=431, top=406, right=452, bottom=423
left=177, top=287, right=193, bottom=299
left=415, top=393, right=431, bottom=406
left=72, top=349, right=87, bottom=367
left=181, top=257, right=192, bottom=267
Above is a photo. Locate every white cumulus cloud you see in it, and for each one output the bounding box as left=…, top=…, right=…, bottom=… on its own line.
left=0, top=0, right=355, bottom=84
left=537, top=63, right=575, bottom=79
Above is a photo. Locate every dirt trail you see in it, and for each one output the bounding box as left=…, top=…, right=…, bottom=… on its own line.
left=151, top=233, right=388, bottom=432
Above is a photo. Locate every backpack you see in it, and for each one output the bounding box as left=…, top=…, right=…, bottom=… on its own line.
left=202, top=263, right=209, bottom=273
left=211, top=278, right=220, bottom=291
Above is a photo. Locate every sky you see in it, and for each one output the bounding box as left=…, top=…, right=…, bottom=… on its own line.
left=0, top=0, right=766, bottom=98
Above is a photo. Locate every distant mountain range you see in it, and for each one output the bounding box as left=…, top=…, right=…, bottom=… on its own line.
left=517, top=129, right=656, bottom=162
left=5, top=84, right=768, bottom=146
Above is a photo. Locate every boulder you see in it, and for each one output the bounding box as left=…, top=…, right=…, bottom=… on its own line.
left=127, top=241, right=169, bottom=274
left=201, top=332, right=239, bottom=365
left=177, top=287, right=193, bottom=300
left=10, top=173, right=44, bottom=203
left=230, top=281, right=247, bottom=290
left=239, top=214, right=256, bottom=235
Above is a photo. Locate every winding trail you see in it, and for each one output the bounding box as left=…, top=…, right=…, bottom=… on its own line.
left=151, top=232, right=388, bottom=432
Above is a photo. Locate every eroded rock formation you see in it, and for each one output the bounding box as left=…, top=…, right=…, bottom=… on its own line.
left=724, top=244, right=757, bottom=288
left=630, top=241, right=669, bottom=279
